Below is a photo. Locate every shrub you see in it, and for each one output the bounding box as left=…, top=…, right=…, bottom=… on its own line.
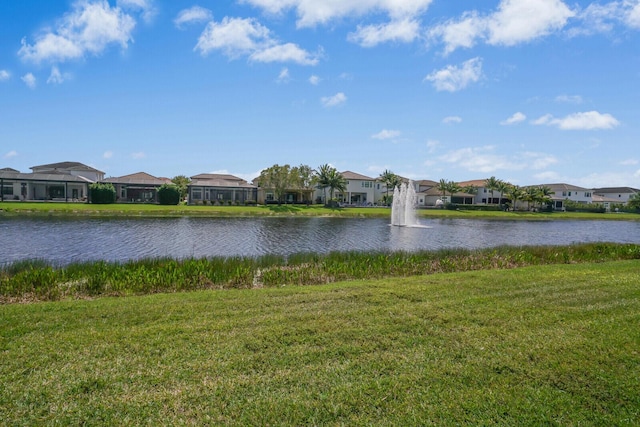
left=158, top=184, right=181, bottom=205
left=89, top=183, right=116, bottom=204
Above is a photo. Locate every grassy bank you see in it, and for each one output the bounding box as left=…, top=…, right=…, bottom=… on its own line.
left=1, top=201, right=639, bottom=220
left=2, top=243, right=639, bottom=303
left=1, top=261, right=638, bottom=424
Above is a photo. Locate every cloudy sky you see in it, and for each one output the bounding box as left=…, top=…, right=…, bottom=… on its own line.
left=1, top=0, right=639, bottom=188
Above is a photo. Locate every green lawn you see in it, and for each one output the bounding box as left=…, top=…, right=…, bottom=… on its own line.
left=2, top=261, right=638, bottom=425
left=1, top=201, right=638, bottom=220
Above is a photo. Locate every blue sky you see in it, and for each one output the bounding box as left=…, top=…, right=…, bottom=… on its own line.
left=1, top=0, right=639, bottom=188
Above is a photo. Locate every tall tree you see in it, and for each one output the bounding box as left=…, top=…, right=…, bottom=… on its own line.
left=327, top=168, right=347, bottom=203
left=379, top=169, right=401, bottom=204
left=257, top=164, right=292, bottom=205
left=484, top=176, right=501, bottom=204
left=171, top=175, right=191, bottom=202
left=293, top=164, right=316, bottom=204
left=496, top=180, right=510, bottom=206
left=505, top=184, right=525, bottom=211
left=315, top=163, right=332, bottom=204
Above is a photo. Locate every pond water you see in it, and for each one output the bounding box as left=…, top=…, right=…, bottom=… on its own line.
left=1, top=216, right=639, bottom=265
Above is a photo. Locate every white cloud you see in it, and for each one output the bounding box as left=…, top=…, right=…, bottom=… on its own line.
left=241, top=0, right=434, bottom=28
left=627, top=1, right=640, bottom=28
left=276, top=67, right=290, bottom=83
left=487, top=0, right=575, bottom=46
left=249, top=43, right=320, bottom=65
left=195, top=17, right=319, bottom=65
left=19, top=0, right=137, bottom=64
left=372, top=129, right=401, bottom=140
left=533, top=170, right=562, bottom=182
left=131, top=151, right=145, bottom=159
left=426, top=139, right=440, bottom=153
left=532, top=111, right=620, bottom=130
left=321, top=92, right=347, bottom=107
left=442, top=116, right=462, bottom=124
left=347, top=18, right=421, bottom=47
left=439, top=145, right=510, bottom=173
left=429, top=0, right=575, bottom=54
left=522, top=151, right=558, bottom=170
left=620, top=158, right=639, bottom=166
left=196, top=17, right=270, bottom=58
left=438, top=145, right=557, bottom=174
left=555, top=94, right=583, bottom=104
left=3, top=150, right=18, bottom=159
left=47, top=66, right=70, bottom=84
left=500, top=112, right=526, bottom=125
left=424, top=57, right=482, bottom=92
left=309, top=74, right=320, bottom=85
left=21, top=73, right=36, bottom=89
left=117, top=0, right=157, bottom=23
left=174, top=6, right=213, bottom=29
left=103, top=150, right=114, bottom=159
left=0, top=70, right=10, bottom=81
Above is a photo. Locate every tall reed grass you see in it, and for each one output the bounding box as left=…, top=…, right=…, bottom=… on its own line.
left=2, top=243, right=639, bottom=303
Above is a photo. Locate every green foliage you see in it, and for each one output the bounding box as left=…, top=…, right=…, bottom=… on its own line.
left=2, top=243, right=639, bottom=303
left=157, top=184, right=180, bottom=205
left=1, top=261, right=639, bottom=425
left=316, top=164, right=346, bottom=205
left=89, top=183, right=116, bottom=204
left=170, top=175, right=191, bottom=200
left=564, top=200, right=606, bottom=213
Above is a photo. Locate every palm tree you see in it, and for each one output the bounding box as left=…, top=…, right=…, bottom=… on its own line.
left=505, top=184, right=524, bottom=211
left=315, top=163, right=333, bottom=204
left=379, top=169, right=401, bottom=205
left=524, top=186, right=538, bottom=211
left=437, top=179, right=448, bottom=202
left=536, top=185, right=554, bottom=210
left=484, top=176, right=501, bottom=204
left=327, top=168, right=347, bottom=204
left=496, top=180, right=510, bottom=206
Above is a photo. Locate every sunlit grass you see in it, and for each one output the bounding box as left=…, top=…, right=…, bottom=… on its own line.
left=1, top=201, right=638, bottom=220
left=2, top=243, right=639, bottom=303
left=1, top=261, right=638, bottom=424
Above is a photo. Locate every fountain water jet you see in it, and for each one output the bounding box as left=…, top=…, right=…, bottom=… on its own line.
left=391, top=180, right=418, bottom=227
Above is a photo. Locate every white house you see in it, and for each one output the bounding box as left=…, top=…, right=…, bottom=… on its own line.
left=592, top=187, right=639, bottom=205
left=319, top=171, right=382, bottom=206
left=0, top=161, right=103, bottom=202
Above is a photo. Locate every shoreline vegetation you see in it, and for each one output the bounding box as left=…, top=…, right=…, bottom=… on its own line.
left=1, top=201, right=640, bottom=220
left=2, top=243, right=639, bottom=304
left=1, top=257, right=639, bottom=424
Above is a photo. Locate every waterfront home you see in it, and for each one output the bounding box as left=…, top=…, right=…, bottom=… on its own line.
left=0, top=161, right=103, bottom=202
left=542, top=183, right=592, bottom=210
left=102, top=172, right=172, bottom=203
left=331, top=171, right=381, bottom=206
left=592, top=187, right=640, bottom=204
left=189, top=174, right=257, bottom=205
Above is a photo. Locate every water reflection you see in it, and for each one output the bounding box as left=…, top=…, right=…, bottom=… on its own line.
left=1, top=216, right=638, bottom=265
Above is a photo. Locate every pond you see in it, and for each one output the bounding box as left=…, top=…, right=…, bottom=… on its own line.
left=1, top=216, right=639, bottom=265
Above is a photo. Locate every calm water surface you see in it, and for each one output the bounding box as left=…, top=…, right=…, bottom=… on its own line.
left=1, top=216, right=639, bottom=265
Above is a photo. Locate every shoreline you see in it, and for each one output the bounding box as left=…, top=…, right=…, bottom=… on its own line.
left=1, top=201, right=639, bottom=221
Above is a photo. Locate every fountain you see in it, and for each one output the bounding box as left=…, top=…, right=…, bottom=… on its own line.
left=391, top=180, right=418, bottom=227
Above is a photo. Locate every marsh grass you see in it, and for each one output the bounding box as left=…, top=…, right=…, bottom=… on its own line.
left=1, top=261, right=638, bottom=424
left=2, top=243, right=639, bottom=303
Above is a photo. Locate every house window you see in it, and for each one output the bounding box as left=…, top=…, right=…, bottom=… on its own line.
left=361, top=181, right=372, bottom=188
left=48, top=185, right=65, bottom=198
left=192, top=189, right=202, bottom=200
left=568, top=191, right=572, bottom=196
left=266, top=193, right=274, bottom=201
left=1, top=186, right=13, bottom=196
left=562, top=191, right=567, bottom=197
left=585, top=192, right=591, bottom=197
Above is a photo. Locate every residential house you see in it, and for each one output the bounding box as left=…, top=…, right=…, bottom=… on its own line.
left=543, top=183, right=593, bottom=210
left=189, top=174, right=257, bottom=205
left=0, top=161, right=103, bottom=202
left=592, top=187, right=639, bottom=205
left=332, top=171, right=381, bottom=206
left=102, top=172, right=172, bottom=203
left=457, top=179, right=506, bottom=205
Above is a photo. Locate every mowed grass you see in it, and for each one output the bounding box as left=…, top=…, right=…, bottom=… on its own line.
left=1, top=261, right=639, bottom=425
left=2, top=201, right=639, bottom=220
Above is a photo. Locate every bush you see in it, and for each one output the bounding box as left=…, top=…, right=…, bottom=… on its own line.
left=89, top=183, right=116, bottom=204
left=158, top=184, right=181, bottom=205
